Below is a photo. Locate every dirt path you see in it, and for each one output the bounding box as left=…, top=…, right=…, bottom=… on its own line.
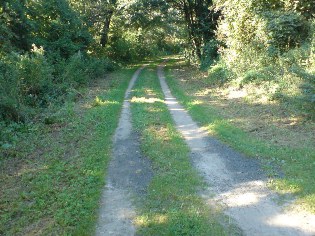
left=157, top=63, right=315, bottom=236
left=95, top=66, right=153, bottom=236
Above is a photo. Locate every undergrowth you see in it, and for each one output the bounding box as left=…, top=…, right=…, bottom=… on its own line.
left=0, top=45, right=116, bottom=124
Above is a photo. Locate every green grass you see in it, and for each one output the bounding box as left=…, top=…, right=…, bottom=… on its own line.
left=130, top=67, right=228, bottom=235
left=0, top=68, right=135, bottom=235
left=164, top=60, right=315, bottom=213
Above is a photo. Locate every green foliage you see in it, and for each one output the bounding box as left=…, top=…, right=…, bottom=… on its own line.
left=0, top=49, right=114, bottom=122
left=0, top=0, right=117, bottom=123
left=29, top=0, right=92, bottom=58
left=207, top=61, right=232, bottom=86
left=60, top=52, right=89, bottom=86
left=108, top=36, right=137, bottom=63
left=265, top=11, right=308, bottom=50
left=18, top=46, right=55, bottom=107
left=209, top=0, right=315, bottom=116
left=200, top=39, right=219, bottom=70
left=0, top=0, right=30, bottom=51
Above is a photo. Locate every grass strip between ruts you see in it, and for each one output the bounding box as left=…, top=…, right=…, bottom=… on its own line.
left=130, top=66, right=227, bottom=235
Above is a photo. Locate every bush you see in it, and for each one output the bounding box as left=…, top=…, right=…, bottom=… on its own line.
left=87, top=57, right=116, bottom=78
left=0, top=47, right=115, bottom=123
left=207, top=61, right=232, bottom=86
left=200, top=40, right=219, bottom=70
left=60, top=52, right=89, bottom=86
left=17, top=45, right=55, bottom=107
left=265, top=11, right=308, bottom=51
left=108, top=37, right=136, bottom=63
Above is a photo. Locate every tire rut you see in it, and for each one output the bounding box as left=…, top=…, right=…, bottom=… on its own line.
left=95, top=66, right=153, bottom=236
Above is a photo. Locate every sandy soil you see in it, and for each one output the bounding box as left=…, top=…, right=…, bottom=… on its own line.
left=158, top=63, right=315, bottom=236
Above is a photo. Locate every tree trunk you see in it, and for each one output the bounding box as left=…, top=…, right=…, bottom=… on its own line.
left=100, top=16, right=111, bottom=47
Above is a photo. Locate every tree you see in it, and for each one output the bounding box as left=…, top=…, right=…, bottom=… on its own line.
left=0, top=0, right=30, bottom=51
left=143, top=0, right=220, bottom=60
left=69, top=0, right=119, bottom=47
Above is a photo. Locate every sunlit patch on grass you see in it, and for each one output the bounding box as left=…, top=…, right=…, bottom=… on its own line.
left=188, top=100, right=204, bottom=105
left=270, top=179, right=301, bottom=194
left=145, top=88, right=157, bottom=96
left=131, top=97, right=164, bottom=104
left=147, top=107, right=163, bottom=113
left=227, top=89, right=247, bottom=99
left=195, top=88, right=212, bottom=97
left=91, top=96, right=119, bottom=107
left=135, top=214, right=168, bottom=227
left=147, top=126, right=172, bottom=142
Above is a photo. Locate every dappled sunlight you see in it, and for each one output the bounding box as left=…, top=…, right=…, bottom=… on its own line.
left=147, top=107, right=163, bottom=113
left=195, top=88, right=214, bottom=97
left=205, top=178, right=315, bottom=235
left=177, top=123, right=209, bottom=143
left=203, top=124, right=218, bottom=136
left=135, top=214, right=168, bottom=227
left=159, top=63, right=315, bottom=235
left=147, top=126, right=172, bottom=142
left=164, top=97, right=179, bottom=106
left=144, top=88, right=157, bottom=96
left=89, top=96, right=119, bottom=108
left=187, top=81, right=315, bottom=149
left=131, top=97, right=164, bottom=104
left=227, top=89, right=248, bottom=99
left=215, top=181, right=267, bottom=208
left=189, top=100, right=204, bottom=105
left=267, top=210, right=315, bottom=230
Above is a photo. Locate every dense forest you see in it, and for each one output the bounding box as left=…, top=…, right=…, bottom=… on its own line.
left=1, top=0, right=314, bottom=125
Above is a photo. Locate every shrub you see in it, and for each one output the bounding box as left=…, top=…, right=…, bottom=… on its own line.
left=60, top=52, right=89, bottom=86
left=0, top=54, right=25, bottom=121
left=17, top=45, right=54, bottom=107
left=207, top=61, right=232, bottom=86
left=0, top=47, right=115, bottom=123
left=200, top=40, right=219, bottom=70
left=265, top=11, right=308, bottom=51
left=108, top=37, right=136, bottom=63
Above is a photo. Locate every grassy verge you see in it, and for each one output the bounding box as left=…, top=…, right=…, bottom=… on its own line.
left=130, top=66, right=229, bottom=235
left=0, top=68, right=135, bottom=235
left=165, top=59, right=315, bottom=213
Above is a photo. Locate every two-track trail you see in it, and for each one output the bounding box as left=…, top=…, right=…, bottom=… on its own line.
left=95, top=66, right=153, bottom=236
left=157, top=62, right=315, bottom=236
left=95, top=63, right=315, bottom=236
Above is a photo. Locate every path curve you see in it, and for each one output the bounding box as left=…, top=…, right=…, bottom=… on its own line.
left=158, top=63, right=315, bottom=236
left=96, top=66, right=152, bottom=236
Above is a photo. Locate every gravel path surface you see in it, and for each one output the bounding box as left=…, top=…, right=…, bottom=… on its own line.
left=158, top=63, right=315, bottom=236
left=95, top=67, right=153, bottom=236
